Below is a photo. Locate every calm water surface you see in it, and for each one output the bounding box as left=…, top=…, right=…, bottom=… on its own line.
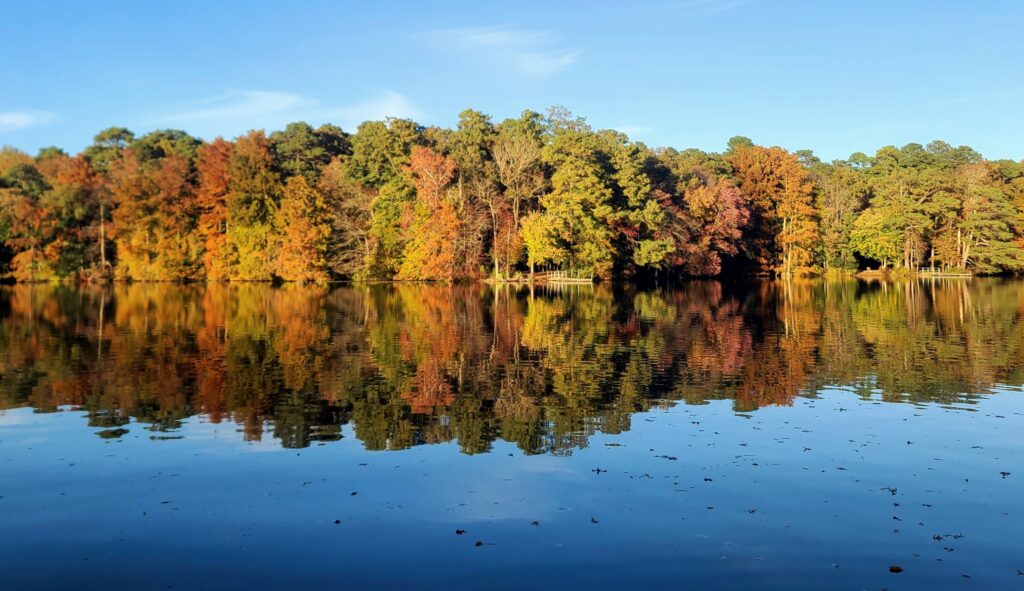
left=0, top=280, right=1021, bottom=590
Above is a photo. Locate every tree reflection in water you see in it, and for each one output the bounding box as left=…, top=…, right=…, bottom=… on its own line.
left=1, top=278, right=1020, bottom=452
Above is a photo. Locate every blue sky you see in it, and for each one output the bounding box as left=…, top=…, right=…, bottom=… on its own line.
left=1, top=0, right=1021, bottom=161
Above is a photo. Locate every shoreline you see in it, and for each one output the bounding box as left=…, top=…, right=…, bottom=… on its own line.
left=1, top=269, right=993, bottom=286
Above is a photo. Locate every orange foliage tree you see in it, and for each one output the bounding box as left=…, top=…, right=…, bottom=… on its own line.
left=272, top=176, right=331, bottom=283
left=196, top=138, right=233, bottom=280
left=729, top=145, right=819, bottom=274
left=397, top=147, right=471, bottom=281
left=108, top=150, right=199, bottom=280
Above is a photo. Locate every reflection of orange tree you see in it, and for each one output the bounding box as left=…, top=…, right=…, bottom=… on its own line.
left=731, top=280, right=820, bottom=411
left=391, top=285, right=490, bottom=417
left=0, top=284, right=85, bottom=410
left=268, top=284, right=329, bottom=391
left=194, top=284, right=230, bottom=423
left=217, top=283, right=337, bottom=445
left=102, top=284, right=199, bottom=429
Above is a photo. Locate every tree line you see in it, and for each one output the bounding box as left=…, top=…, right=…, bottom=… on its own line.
left=1, top=280, right=1017, bottom=452
left=2, top=107, right=1023, bottom=283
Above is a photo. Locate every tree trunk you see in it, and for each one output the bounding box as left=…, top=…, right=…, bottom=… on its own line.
left=489, top=204, right=499, bottom=279
left=99, top=200, right=106, bottom=269
left=781, top=217, right=789, bottom=276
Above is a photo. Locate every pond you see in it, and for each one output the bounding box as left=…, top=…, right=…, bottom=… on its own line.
left=0, top=279, right=1021, bottom=589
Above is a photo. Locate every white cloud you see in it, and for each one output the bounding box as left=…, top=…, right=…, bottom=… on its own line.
left=0, top=110, right=55, bottom=133
left=147, top=90, right=421, bottom=136
left=615, top=125, right=653, bottom=139
left=320, top=90, right=421, bottom=126
left=424, top=26, right=580, bottom=76
left=149, top=90, right=313, bottom=125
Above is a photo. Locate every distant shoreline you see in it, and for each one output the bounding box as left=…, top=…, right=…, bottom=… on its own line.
left=3, top=269, right=1000, bottom=287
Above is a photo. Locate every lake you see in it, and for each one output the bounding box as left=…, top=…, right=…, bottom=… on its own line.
left=0, top=279, right=1021, bottom=590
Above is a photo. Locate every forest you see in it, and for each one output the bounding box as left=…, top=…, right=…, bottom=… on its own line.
left=2, top=107, right=1023, bottom=283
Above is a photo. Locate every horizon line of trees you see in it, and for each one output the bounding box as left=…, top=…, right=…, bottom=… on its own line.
left=2, top=106, right=1024, bottom=284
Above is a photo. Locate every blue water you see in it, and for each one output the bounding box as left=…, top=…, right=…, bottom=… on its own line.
left=1, top=391, right=1021, bottom=589
left=0, top=281, right=1022, bottom=589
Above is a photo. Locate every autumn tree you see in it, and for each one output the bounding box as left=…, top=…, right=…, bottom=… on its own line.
left=196, top=138, right=233, bottom=280
left=52, top=155, right=106, bottom=279
left=0, top=158, right=52, bottom=280
left=728, top=142, right=819, bottom=275
left=650, top=153, right=749, bottom=275
left=1, top=154, right=105, bottom=281
left=108, top=138, right=200, bottom=280
left=318, top=158, right=373, bottom=278
left=227, top=130, right=280, bottom=280
left=345, top=119, right=422, bottom=278
left=272, top=176, right=331, bottom=282
left=520, top=211, right=562, bottom=276
left=445, top=109, right=494, bottom=276
left=397, top=146, right=469, bottom=281
left=809, top=157, right=867, bottom=272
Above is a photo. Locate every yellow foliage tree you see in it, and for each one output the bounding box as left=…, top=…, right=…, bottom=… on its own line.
left=272, top=176, right=331, bottom=283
